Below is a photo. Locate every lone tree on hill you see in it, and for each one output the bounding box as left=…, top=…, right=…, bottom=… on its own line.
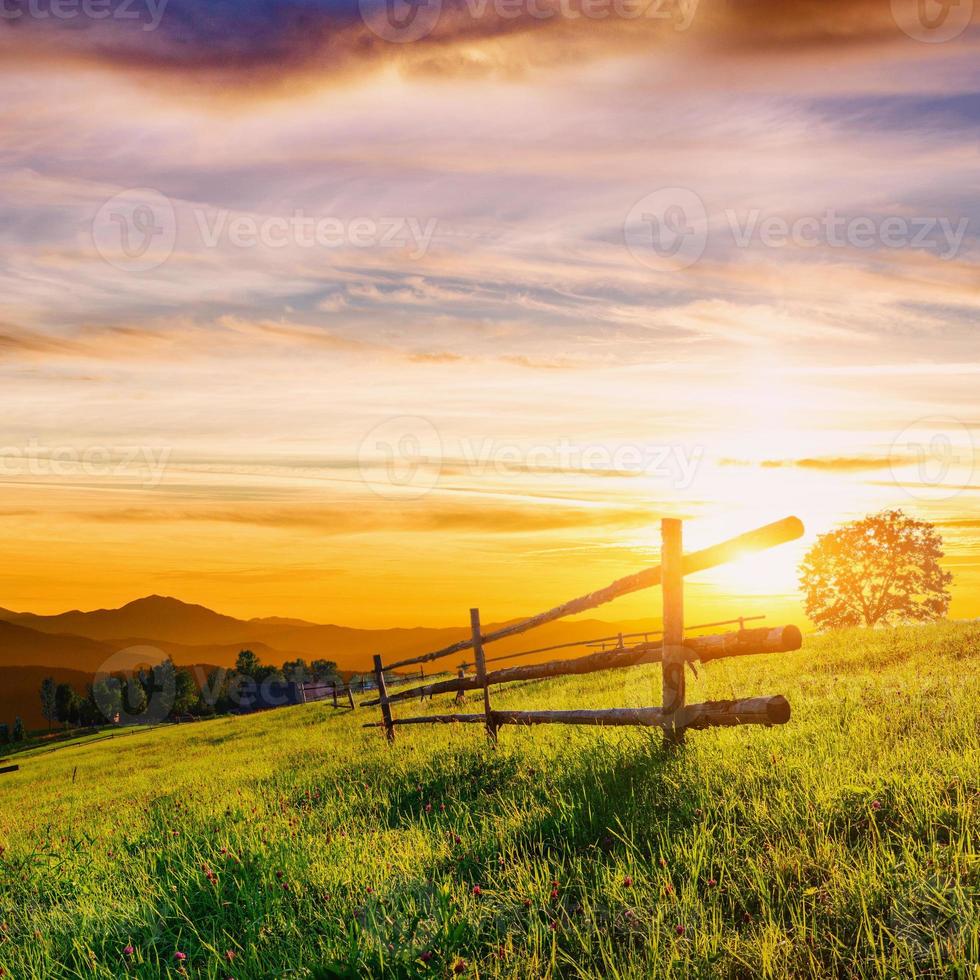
left=799, top=509, right=952, bottom=629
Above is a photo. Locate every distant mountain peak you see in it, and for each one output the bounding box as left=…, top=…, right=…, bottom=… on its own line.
left=121, top=595, right=205, bottom=611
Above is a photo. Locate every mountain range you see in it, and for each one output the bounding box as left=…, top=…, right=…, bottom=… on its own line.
left=0, top=595, right=663, bottom=729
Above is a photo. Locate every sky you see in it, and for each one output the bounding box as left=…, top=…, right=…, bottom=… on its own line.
left=0, top=0, right=977, bottom=627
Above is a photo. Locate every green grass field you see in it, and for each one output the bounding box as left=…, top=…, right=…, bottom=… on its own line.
left=1, top=622, right=977, bottom=979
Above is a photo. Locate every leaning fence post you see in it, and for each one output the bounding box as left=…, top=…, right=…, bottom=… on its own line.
left=373, top=653, right=395, bottom=743
left=470, top=608, right=496, bottom=743
left=346, top=686, right=355, bottom=710
left=661, top=518, right=686, bottom=747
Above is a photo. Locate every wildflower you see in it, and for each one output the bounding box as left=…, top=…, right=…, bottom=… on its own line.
left=226, top=951, right=236, bottom=961
left=420, top=950, right=434, bottom=963
left=175, top=951, right=187, bottom=961
left=439, top=804, right=446, bottom=812
left=871, top=800, right=882, bottom=811
left=675, top=925, right=685, bottom=936
left=424, top=803, right=432, bottom=813
left=123, top=945, right=134, bottom=956
left=472, top=885, right=482, bottom=896
left=523, top=898, right=532, bottom=908
left=453, top=958, right=467, bottom=974
left=549, top=919, right=558, bottom=931
left=623, top=875, right=633, bottom=887
left=366, top=886, right=373, bottom=894
left=707, top=878, right=717, bottom=887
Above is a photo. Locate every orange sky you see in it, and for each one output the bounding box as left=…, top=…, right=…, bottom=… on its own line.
left=0, top=2, right=977, bottom=628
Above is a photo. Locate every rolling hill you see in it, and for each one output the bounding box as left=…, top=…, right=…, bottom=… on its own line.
left=0, top=595, right=669, bottom=729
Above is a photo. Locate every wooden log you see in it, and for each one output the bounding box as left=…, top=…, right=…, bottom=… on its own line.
left=362, top=695, right=790, bottom=730
left=661, top=518, right=686, bottom=747
left=0, top=764, right=19, bottom=775
left=373, top=653, right=395, bottom=744
left=363, top=625, right=803, bottom=707
left=384, top=516, right=803, bottom=670
left=346, top=686, right=356, bottom=710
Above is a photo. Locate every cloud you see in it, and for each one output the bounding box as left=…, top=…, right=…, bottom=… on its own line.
left=74, top=500, right=654, bottom=534
left=0, top=0, right=960, bottom=95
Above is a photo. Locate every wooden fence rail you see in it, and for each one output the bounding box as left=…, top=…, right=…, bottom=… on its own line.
left=365, top=515, right=805, bottom=746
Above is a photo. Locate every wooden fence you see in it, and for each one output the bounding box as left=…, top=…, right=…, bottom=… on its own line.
left=362, top=515, right=805, bottom=746
left=294, top=681, right=356, bottom=710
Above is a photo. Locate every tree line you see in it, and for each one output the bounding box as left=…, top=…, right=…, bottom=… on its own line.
left=31, top=650, right=342, bottom=734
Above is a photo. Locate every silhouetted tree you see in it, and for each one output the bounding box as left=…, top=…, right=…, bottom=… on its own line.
left=40, top=677, right=57, bottom=731
left=310, top=659, right=340, bottom=684
left=55, top=683, right=81, bottom=727
left=799, top=509, right=952, bottom=629
left=12, top=717, right=25, bottom=742
left=235, top=649, right=262, bottom=678
left=172, top=668, right=199, bottom=715
left=0, top=723, right=9, bottom=745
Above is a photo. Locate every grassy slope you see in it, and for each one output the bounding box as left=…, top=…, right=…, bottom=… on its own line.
left=0, top=623, right=977, bottom=979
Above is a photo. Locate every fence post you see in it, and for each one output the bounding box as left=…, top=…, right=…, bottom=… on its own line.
left=346, top=686, right=355, bottom=710
left=332, top=686, right=338, bottom=709
left=373, top=653, right=395, bottom=743
left=455, top=666, right=465, bottom=704
left=661, top=518, right=686, bottom=747
left=420, top=666, right=426, bottom=702
left=471, top=608, right=496, bottom=743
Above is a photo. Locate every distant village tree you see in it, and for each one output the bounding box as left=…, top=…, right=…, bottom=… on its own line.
left=172, top=667, right=199, bottom=716
left=799, top=509, right=952, bottom=629
left=0, top=723, right=9, bottom=745
left=40, top=676, right=57, bottom=730
left=12, top=716, right=25, bottom=742
left=310, top=659, right=340, bottom=683
left=235, top=649, right=262, bottom=679
left=55, top=682, right=80, bottom=728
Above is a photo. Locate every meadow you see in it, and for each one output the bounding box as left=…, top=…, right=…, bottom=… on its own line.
left=0, top=622, right=977, bottom=979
